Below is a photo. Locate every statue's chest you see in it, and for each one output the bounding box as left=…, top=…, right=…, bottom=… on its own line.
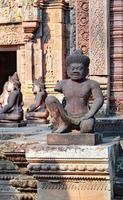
left=63, top=82, right=90, bottom=98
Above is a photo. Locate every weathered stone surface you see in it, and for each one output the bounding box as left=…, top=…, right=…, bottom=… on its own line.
left=47, top=133, right=102, bottom=145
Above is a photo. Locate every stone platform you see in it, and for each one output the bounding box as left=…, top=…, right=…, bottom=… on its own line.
left=26, top=140, right=120, bottom=200
left=0, top=120, right=121, bottom=200
left=47, top=133, right=102, bottom=145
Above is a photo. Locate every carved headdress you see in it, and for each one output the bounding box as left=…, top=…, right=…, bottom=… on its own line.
left=9, top=72, right=21, bottom=89
left=66, top=49, right=90, bottom=67
left=34, top=76, right=45, bottom=90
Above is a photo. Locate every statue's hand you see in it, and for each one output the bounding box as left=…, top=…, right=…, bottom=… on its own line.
left=81, top=113, right=92, bottom=121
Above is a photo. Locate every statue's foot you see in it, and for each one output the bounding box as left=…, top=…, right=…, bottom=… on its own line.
left=53, top=124, right=68, bottom=134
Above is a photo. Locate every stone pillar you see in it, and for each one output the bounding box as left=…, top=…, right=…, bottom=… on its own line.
left=89, top=0, right=110, bottom=115
left=22, top=20, right=40, bottom=107
left=42, top=0, right=66, bottom=94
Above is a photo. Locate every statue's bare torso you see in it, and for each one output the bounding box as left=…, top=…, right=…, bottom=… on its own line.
left=55, top=79, right=101, bottom=118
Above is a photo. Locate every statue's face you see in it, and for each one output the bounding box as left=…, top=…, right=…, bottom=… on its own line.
left=7, top=81, right=14, bottom=92
left=67, top=63, right=87, bottom=81
left=33, top=84, right=40, bottom=94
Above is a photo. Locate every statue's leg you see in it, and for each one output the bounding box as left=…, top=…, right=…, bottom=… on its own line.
left=45, top=96, right=69, bottom=133
left=80, top=118, right=95, bottom=133
left=25, top=111, right=49, bottom=124
left=0, top=113, right=23, bottom=122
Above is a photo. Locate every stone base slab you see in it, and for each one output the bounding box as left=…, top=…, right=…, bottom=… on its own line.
left=0, top=121, right=27, bottom=128
left=47, top=133, right=102, bottom=145
left=26, top=119, right=49, bottom=127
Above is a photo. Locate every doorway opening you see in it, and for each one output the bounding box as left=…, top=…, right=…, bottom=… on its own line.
left=0, top=51, right=16, bottom=94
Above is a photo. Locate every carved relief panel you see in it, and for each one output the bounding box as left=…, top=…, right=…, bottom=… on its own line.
left=0, top=0, right=41, bottom=23
left=76, top=0, right=89, bottom=54
left=89, top=0, right=109, bottom=76
left=0, top=25, right=23, bottom=45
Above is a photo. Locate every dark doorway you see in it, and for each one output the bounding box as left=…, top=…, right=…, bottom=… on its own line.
left=0, top=51, right=16, bottom=94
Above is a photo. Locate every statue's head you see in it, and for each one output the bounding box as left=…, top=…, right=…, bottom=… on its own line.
left=33, top=77, right=45, bottom=94
left=66, top=49, right=90, bottom=81
left=7, top=72, right=21, bottom=92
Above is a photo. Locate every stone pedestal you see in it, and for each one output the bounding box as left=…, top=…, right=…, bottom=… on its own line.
left=26, top=119, right=49, bottom=127
left=26, top=141, right=119, bottom=200
left=0, top=121, right=27, bottom=128
left=47, top=133, right=102, bottom=145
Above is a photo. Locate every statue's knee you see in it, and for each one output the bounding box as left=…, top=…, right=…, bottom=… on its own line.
left=45, top=96, right=57, bottom=105
left=80, top=118, right=95, bottom=133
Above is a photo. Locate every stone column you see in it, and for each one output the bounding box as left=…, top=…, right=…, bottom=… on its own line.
left=33, top=37, right=43, bottom=79
left=17, top=45, right=26, bottom=94
left=22, top=20, right=40, bottom=106
left=89, top=0, right=110, bottom=115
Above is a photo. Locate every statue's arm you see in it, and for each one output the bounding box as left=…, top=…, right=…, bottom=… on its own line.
left=0, top=91, right=18, bottom=113
left=83, top=81, right=104, bottom=119
left=28, top=92, right=43, bottom=112
left=54, top=81, right=63, bottom=93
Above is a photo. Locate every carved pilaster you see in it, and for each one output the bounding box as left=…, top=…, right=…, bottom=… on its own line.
left=109, top=0, right=123, bottom=115
left=42, top=0, right=66, bottom=92
left=89, top=0, right=109, bottom=76
left=76, top=0, right=89, bottom=54
left=89, top=0, right=110, bottom=115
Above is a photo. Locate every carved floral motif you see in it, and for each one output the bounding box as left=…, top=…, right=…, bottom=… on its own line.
left=76, top=0, right=89, bottom=54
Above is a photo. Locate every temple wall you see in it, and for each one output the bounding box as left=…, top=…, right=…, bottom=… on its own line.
left=0, top=0, right=122, bottom=114
left=0, top=0, right=67, bottom=107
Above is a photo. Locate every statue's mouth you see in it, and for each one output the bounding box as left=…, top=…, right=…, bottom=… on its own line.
left=72, top=72, right=80, bottom=76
